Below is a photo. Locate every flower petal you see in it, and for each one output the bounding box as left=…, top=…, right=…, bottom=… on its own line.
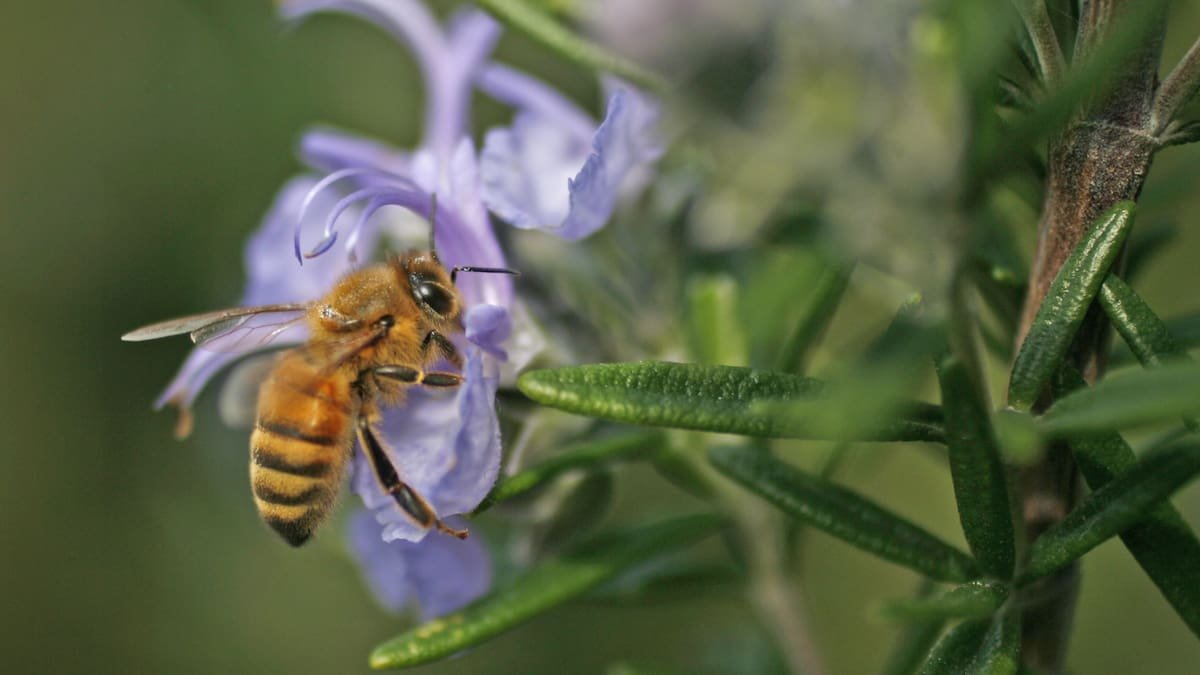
left=465, top=303, right=511, bottom=360
left=560, top=85, right=664, bottom=239
left=348, top=510, right=491, bottom=618
left=480, top=76, right=663, bottom=240
left=299, top=127, right=410, bottom=175
left=353, top=348, right=501, bottom=543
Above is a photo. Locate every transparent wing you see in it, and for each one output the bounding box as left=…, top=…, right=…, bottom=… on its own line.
left=122, top=303, right=310, bottom=353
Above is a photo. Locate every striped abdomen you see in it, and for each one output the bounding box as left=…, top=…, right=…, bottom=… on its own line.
left=250, top=351, right=356, bottom=546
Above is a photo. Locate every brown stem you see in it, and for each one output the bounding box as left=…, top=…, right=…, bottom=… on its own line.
left=1014, top=2, right=1167, bottom=669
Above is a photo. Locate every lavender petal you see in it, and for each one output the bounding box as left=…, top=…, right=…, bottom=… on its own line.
left=347, top=510, right=490, bottom=618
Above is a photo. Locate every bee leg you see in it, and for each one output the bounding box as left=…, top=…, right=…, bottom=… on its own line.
left=356, top=417, right=469, bottom=539
left=372, top=365, right=463, bottom=388
left=421, top=330, right=463, bottom=369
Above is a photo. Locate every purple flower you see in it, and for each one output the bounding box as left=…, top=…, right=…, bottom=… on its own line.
left=349, top=511, right=491, bottom=618
left=479, top=66, right=664, bottom=240
left=151, top=0, right=661, bottom=620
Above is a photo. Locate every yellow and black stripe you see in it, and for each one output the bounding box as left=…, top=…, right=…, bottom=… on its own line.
left=249, top=418, right=344, bottom=546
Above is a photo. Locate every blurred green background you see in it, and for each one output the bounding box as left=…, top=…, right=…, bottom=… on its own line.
left=3, top=1, right=1200, bottom=673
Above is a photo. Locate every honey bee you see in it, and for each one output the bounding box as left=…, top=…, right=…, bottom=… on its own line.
left=123, top=251, right=515, bottom=546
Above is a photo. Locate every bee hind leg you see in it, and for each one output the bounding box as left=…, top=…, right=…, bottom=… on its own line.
left=355, top=416, right=469, bottom=539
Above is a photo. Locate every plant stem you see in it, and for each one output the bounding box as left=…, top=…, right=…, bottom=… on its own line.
left=672, top=439, right=826, bottom=674
left=739, top=496, right=826, bottom=675
left=1014, top=2, right=1168, bottom=669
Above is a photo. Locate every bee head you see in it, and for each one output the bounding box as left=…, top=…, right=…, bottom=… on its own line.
left=397, top=250, right=460, bottom=322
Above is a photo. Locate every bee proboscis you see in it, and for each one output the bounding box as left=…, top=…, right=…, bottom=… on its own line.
left=124, top=251, right=516, bottom=546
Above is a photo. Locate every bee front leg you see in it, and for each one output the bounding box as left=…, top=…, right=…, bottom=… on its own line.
left=355, top=416, right=468, bottom=539
left=421, top=330, right=463, bottom=369
left=372, top=365, right=463, bottom=388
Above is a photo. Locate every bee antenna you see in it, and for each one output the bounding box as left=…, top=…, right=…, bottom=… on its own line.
left=450, top=266, right=520, bottom=284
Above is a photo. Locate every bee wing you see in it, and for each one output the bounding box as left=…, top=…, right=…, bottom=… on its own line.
left=122, top=303, right=310, bottom=353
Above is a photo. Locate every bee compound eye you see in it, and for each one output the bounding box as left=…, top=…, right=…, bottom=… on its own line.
left=417, top=282, right=453, bottom=316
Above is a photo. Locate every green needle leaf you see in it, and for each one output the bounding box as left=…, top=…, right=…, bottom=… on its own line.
left=918, top=620, right=991, bottom=675
left=773, top=261, right=854, bottom=374
left=473, top=431, right=663, bottom=514
left=708, top=445, right=978, bottom=582
left=518, top=361, right=944, bottom=443
left=1008, top=202, right=1135, bottom=410
left=368, top=514, right=723, bottom=669
left=969, top=612, right=1020, bottom=675
left=882, top=581, right=1009, bottom=622
left=475, top=0, right=665, bottom=91
left=936, top=355, right=1016, bottom=579
left=1098, top=275, right=1197, bottom=431
left=1022, top=441, right=1200, bottom=581
left=1067, top=433, right=1200, bottom=638
left=1037, top=360, right=1200, bottom=436
left=1051, top=368, right=1200, bottom=638
left=1099, top=275, right=1188, bottom=367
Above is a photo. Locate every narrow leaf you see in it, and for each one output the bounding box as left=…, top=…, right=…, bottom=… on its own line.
left=1099, top=275, right=1188, bottom=367
left=708, top=446, right=978, bottom=582
left=1052, top=369, right=1200, bottom=638
left=936, top=355, right=1016, bottom=578
left=1074, top=437, right=1200, bottom=639
left=369, top=514, right=723, bottom=669
left=774, top=261, right=854, bottom=373
left=1008, top=202, right=1135, bottom=410
left=1098, top=275, right=1197, bottom=431
left=1037, top=360, right=1200, bottom=437
left=969, top=612, right=1020, bottom=674
left=518, top=362, right=944, bottom=443
left=474, top=431, right=662, bottom=514
left=882, top=581, right=1009, bottom=622
left=475, top=0, right=665, bottom=91
left=1022, top=442, right=1200, bottom=581
left=918, top=620, right=990, bottom=675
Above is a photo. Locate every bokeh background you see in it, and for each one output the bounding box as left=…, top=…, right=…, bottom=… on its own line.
left=3, top=1, right=1200, bottom=673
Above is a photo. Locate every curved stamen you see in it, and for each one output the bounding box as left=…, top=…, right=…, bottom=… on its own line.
left=307, top=186, right=420, bottom=259
left=345, top=189, right=431, bottom=258
left=295, top=167, right=420, bottom=263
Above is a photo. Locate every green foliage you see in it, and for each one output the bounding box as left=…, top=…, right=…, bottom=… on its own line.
left=1008, top=202, right=1135, bottom=410
left=517, top=361, right=946, bottom=442
left=882, top=581, right=1009, bottom=622
left=474, top=431, right=663, bottom=514
left=1050, top=368, right=1200, bottom=638
left=708, top=445, right=979, bottom=582
left=970, top=612, right=1021, bottom=675
left=1022, top=442, right=1200, bottom=581
left=918, top=620, right=991, bottom=675
left=1099, top=275, right=1189, bottom=367
left=474, top=0, right=664, bottom=90
left=936, top=354, right=1016, bottom=579
left=369, top=515, right=723, bottom=669
left=1036, top=360, right=1200, bottom=436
